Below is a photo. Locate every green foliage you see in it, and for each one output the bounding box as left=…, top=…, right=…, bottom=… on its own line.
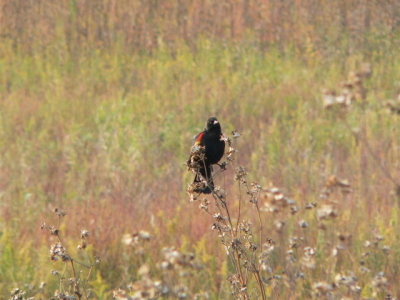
left=1, top=18, right=400, bottom=297
left=90, top=271, right=111, bottom=299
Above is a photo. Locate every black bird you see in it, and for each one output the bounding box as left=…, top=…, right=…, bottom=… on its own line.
left=190, top=117, right=225, bottom=194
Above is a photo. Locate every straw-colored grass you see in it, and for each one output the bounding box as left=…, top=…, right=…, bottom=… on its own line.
left=1, top=1, right=400, bottom=298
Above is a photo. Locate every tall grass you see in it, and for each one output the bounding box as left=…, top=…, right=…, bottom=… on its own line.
left=1, top=1, right=400, bottom=298
left=1, top=0, right=400, bottom=54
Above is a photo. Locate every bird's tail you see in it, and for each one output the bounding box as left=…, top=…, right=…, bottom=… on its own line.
left=193, top=164, right=214, bottom=194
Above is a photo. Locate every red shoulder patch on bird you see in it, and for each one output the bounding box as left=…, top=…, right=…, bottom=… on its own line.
left=195, top=132, right=205, bottom=145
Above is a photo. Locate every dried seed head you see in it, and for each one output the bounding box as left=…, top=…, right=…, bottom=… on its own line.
left=312, top=282, right=336, bottom=295
left=138, top=264, right=150, bottom=278
left=39, top=282, right=46, bottom=289
left=121, top=233, right=134, bottom=246
left=213, top=213, right=226, bottom=222
left=262, top=239, right=275, bottom=254
left=382, top=245, right=391, bottom=254
left=317, top=204, right=338, bottom=220
left=138, top=231, right=152, bottom=241
left=234, top=166, right=247, bottom=183
left=302, top=247, right=316, bottom=269
left=323, top=90, right=351, bottom=109
left=261, top=186, right=297, bottom=214
left=304, top=247, right=316, bottom=257
left=338, top=233, right=352, bottom=243
left=245, top=241, right=257, bottom=252
left=232, top=130, right=240, bottom=139
left=372, top=272, right=388, bottom=288
left=41, top=223, right=60, bottom=236
left=230, top=239, right=242, bottom=251
left=121, top=230, right=151, bottom=248
left=274, top=220, right=285, bottom=232
left=305, top=202, right=317, bottom=209
left=289, top=236, right=303, bottom=249
left=54, top=208, right=66, bottom=217
left=160, top=247, right=199, bottom=270
left=199, top=198, right=210, bottom=212
left=226, top=146, right=237, bottom=161
left=80, top=229, right=89, bottom=239
left=374, top=234, right=384, bottom=242
left=239, top=220, right=252, bottom=234
left=77, top=242, right=87, bottom=250
left=332, top=244, right=345, bottom=256
left=214, top=187, right=226, bottom=199
left=360, top=266, right=370, bottom=274
left=325, top=175, right=351, bottom=192
left=298, top=220, right=309, bottom=229
left=187, top=145, right=206, bottom=171
left=334, top=273, right=358, bottom=287
left=174, top=285, right=188, bottom=299
left=50, top=228, right=60, bottom=236
left=53, top=291, right=77, bottom=300
left=290, top=205, right=299, bottom=215
left=10, top=288, right=24, bottom=299
left=50, top=242, right=71, bottom=262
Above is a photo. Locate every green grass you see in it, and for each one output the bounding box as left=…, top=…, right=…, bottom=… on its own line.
left=1, top=35, right=400, bottom=298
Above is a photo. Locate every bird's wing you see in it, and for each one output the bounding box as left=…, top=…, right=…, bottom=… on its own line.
left=194, top=132, right=205, bottom=146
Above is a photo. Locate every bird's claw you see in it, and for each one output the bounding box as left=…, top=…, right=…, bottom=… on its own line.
left=217, top=162, right=227, bottom=170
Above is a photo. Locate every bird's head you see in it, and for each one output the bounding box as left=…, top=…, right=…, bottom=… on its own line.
left=206, top=117, right=222, bottom=132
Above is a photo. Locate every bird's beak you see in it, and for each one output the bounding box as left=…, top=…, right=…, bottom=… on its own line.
left=213, top=120, right=219, bottom=125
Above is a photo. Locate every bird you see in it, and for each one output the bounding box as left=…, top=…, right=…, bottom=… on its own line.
left=189, top=117, right=225, bottom=194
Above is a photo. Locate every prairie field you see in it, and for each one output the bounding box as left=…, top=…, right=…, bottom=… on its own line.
left=1, top=1, right=400, bottom=299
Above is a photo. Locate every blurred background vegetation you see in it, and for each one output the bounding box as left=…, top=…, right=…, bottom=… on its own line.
left=1, top=0, right=400, bottom=298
